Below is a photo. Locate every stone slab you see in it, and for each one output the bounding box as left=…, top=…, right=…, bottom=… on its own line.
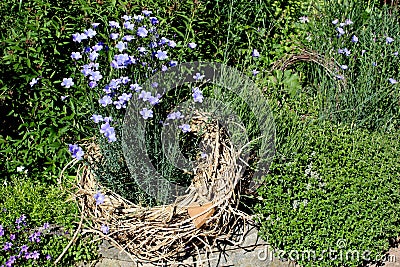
left=81, top=221, right=296, bottom=267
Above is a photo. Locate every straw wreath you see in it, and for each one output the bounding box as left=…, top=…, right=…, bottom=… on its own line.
left=69, top=111, right=254, bottom=264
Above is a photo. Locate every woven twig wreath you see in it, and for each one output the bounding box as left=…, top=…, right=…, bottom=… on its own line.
left=73, top=111, right=253, bottom=264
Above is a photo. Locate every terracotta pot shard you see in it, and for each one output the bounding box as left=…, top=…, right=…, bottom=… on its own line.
left=187, top=202, right=215, bottom=229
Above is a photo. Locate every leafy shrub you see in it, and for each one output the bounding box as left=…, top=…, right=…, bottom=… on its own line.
left=256, top=121, right=400, bottom=267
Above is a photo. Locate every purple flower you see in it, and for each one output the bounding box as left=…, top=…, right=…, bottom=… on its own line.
left=6, top=256, right=16, bottom=266
left=167, top=111, right=184, bottom=120
left=138, top=91, right=152, bottom=101
left=148, top=94, right=161, bottom=105
left=115, top=41, right=127, bottom=52
left=155, top=50, right=168, bottom=60
left=89, top=51, right=99, bottom=61
left=31, top=251, right=40, bottom=260
left=113, top=100, right=125, bottom=109
left=169, top=60, right=178, bottom=67
left=188, top=42, right=197, bottom=49
left=43, top=222, right=50, bottom=229
left=386, top=36, right=394, bottom=44
left=372, top=62, right=377, bottom=67
left=140, top=108, right=153, bottom=119
left=84, top=28, right=96, bottom=38
left=252, top=49, right=260, bottom=57
left=10, top=234, right=15, bottom=241
left=89, top=81, right=97, bottom=88
left=336, top=27, right=345, bottom=37
left=16, top=215, right=26, bottom=225
left=159, top=37, right=169, bottom=45
left=68, top=144, right=84, bottom=160
left=121, top=76, right=130, bottom=84
left=45, top=254, right=51, bottom=260
left=179, top=124, right=191, bottom=133
left=81, top=64, right=92, bottom=76
left=72, top=33, right=87, bottom=43
left=61, top=78, right=74, bottom=88
left=99, top=95, right=112, bottom=107
left=161, top=65, right=168, bottom=72
left=351, top=35, right=358, bottom=43
left=91, top=114, right=103, bottom=123
left=28, top=231, right=41, bottom=243
left=345, top=19, right=353, bottom=25
left=393, top=51, right=398, bottom=56
left=138, top=47, right=147, bottom=54
left=150, top=17, right=159, bottom=25
left=92, top=23, right=100, bottom=28
left=192, top=87, right=204, bottom=103
left=20, top=245, right=28, bottom=253
left=252, top=69, right=259, bottom=76
left=29, top=78, right=39, bottom=87
left=109, top=21, right=120, bottom=28
left=99, top=122, right=116, bottom=141
left=0, top=225, right=4, bottom=236
left=134, top=15, right=144, bottom=22
left=90, top=71, right=103, bottom=82
left=338, top=48, right=350, bottom=56
left=335, top=75, right=344, bottom=80
left=122, top=15, right=132, bottom=21
left=389, top=78, right=398, bottom=84
left=130, top=83, right=142, bottom=92
left=137, top=27, right=148, bottom=38
left=119, top=93, right=132, bottom=102
left=340, top=65, right=348, bottom=70
left=149, top=41, right=158, bottom=49
left=85, top=46, right=92, bottom=53
left=168, top=40, right=177, bottom=48
left=122, top=35, right=134, bottom=41
left=110, top=33, right=119, bottom=40
left=332, top=19, right=339, bottom=25
left=101, top=225, right=109, bottom=234
left=201, top=152, right=207, bottom=158
left=71, top=52, right=82, bottom=60
left=3, top=242, right=12, bottom=251
left=142, top=10, right=152, bottom=16
left=94, top=192, right=105, bottom=205
left=361, top=50, right=366, bottom=56
left=193, top=73, right=205, bottom=80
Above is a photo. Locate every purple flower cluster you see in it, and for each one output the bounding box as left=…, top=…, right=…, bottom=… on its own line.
left=0, top=217, right=52, bottom=266
left=66, top=11, right=206, bottom=161
left=68, top=144, right=84, bottom=160
left=332, top=18, right=353, bottom=37
left=331, top=17, right=398, bottom=86
left=192, top=87, right=204, bottom=103
left=28, top=231, right=41, bottom=243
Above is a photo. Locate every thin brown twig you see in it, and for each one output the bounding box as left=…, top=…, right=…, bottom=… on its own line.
left=54, top=199, right=84, bottom=265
